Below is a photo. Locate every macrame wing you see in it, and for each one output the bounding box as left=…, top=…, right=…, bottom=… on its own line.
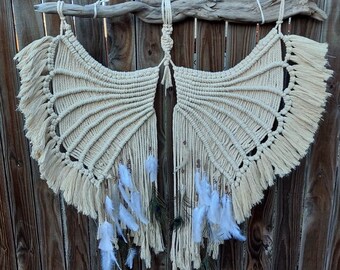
left=15, top=30, right=159, bottom=220
left=173, top=28, right=332, bottom=224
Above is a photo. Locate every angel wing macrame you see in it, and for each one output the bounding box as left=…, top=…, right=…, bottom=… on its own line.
left=15, top=0, right=332, bottom=269
left=169, top=2, right=333, bottom=270
left=14, top=15, right=164, bottom=268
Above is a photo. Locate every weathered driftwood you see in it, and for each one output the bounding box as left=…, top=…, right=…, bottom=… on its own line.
left=35, top=0, right=327, bottom=24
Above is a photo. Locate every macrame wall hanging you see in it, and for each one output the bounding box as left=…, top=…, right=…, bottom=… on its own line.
left=15, top=0, right=332, bottom=269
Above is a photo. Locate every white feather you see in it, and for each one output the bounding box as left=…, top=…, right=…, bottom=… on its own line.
left=108, top=186, right=128, bottom=243
left=98, top=221, right=114, bottom=251
left=207, top=190, right=220, bottom=224
left=118, top=164, right=133, bottom=189
left=105, top=196, right=115, bottom=220
left=218, top=195, right=231, bottom=240
left=101, top=250, right=122, bottom=270
left=101, top=251, right=113, bottom=270
left=118, top=182, right=133, bottom=208
left=199, top=174, right=211, bottom=207
left=119, top=204, right=139, bottom=232
left=192, top=205, right=207, bottom=243
left=125, top=247, right=137, bottom=269
left=115, top=223, right=127, bottom=243
left=219, top=195, right=246, bottom=241
left=145, top=155, right=158, bottom=182
left=131, top=191, right=149, bottom=224
left=98, top=221, right=122, bottom=270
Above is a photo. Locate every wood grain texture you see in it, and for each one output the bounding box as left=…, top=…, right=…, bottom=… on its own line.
left=107, top=0, right=136, bottom=71
left=294, top=5, right=339, bottom=267
left=196, top=20, right=225, bottom=72
left=0, top=0, right=43, bottom=269
left=135, top=18, right=166, bottom=270
left=12, top=1, right=67, bottom=269
left=34, top=0, right=328, bottom=23
left=1, top=0, right=340, bottom=269
left=321, top=0, right=340, bottom=269
left=165, top=18, right=195, bottom=270
left=0, top=121, right=17, bottom=270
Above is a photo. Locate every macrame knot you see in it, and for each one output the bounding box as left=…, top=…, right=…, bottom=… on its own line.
left=161, top=24, right=173, bottom=64
left=161, top=23, right=173, bottom=91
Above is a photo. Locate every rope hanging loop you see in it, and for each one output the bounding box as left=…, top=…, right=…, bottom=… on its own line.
left=160, top=0, right=174, bottom=91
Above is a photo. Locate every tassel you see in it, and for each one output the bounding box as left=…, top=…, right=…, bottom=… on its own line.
left=98, top=221, right=122, bottom=270
left=219, top=195, right=246, bottom=241
left=118, top=164, right=133, bottom=189
left=192, top=206, right=206, bottom=243
left=125, top=247, right=137, bottom=269
left=119, top=204, right=139, bottom=232
left=207, top=190, right=220, bottom=225
left=145, top=155, right=158, bottom=182
left=131, top=191, right=149, bottom=225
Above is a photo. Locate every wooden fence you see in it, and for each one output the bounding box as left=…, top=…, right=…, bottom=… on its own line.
left=0, top=0, right=339, bottom=269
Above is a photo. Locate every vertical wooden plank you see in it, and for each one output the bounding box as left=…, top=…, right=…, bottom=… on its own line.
left=298, top=0, right=340, bottom=268
left=107, top=0, right=136, bottom=72
left=289, top=8, right=339, bottom=268
left=0, top=4, right=18, bottom=270
left=42, top=0, right=67, bottom=36
left=226, top=23, right=256, bottom=69
left=0, top=119, right=17, bottom=269
left=322, top=1, right=340, bottom=269
left=271, top=172, right=305, bottom=270
left=73, top=0, right=107, bottom=64
left=12, top=1, right=68, bottom=269
left=246, top=188, right=275, bottom=270
left=196, top=20, right=225, bottom=72
left=0, top=0, right=42, bottom=269
left=269, top=17, right=318, bottom=270
left=164, top=18, right=195, bottom=270
left=136, top=14, right=164, bottom=270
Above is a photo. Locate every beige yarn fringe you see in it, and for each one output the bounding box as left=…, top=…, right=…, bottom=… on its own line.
left=171, top=31, right=332, bottom=269
left=15, top=34, right=164, bottom=267
left=232, top=34, right=332, bottom=223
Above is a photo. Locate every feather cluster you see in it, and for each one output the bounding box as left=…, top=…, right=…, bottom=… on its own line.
left=192, top=169, right=246, bottom=243
left=118, top=164, right=149, bottom=227
left=98, top=221, right=121, bottom=270
left=125, top=248, right=137, bottom=269
left=145, top=155, right=158, bottom=182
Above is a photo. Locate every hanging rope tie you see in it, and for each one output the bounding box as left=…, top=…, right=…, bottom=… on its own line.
left=57, top=0, right=67, bottom=35
left=276, top=0, right=285, bottom=32
left=255, top=0, right=265, bottom=24
left=160, top=0, right=174, bottom=91
left=92, top=0, right=109, bottom=19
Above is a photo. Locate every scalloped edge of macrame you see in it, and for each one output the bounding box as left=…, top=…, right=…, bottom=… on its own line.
left=231, top=34, right=332, bottom=224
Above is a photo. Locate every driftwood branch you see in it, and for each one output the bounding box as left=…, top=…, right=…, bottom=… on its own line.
left=34, top=0, right=327, bottom=24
